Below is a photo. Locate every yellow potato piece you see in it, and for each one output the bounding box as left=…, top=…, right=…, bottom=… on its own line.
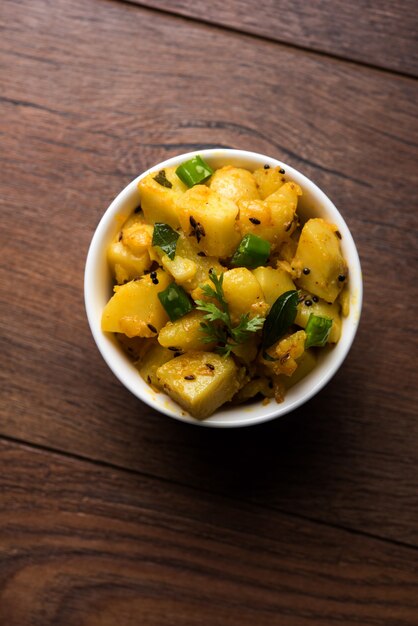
left=233, top=376, right=274, bottom=403
left=253, top=166, right=286, bottom=199
left=238, top=182, right=301, bottom=248
left=101, top=269, right=172, bottom=337
left=261, top=330, right=307, bottom=377
left=280, top=348, right=317, bottom=390
left=122, top=223, right=154, bottom=256
left=209, top=166, right=260, bottom=203
left=138, top=166, right=187, bottom=228
left=136, top=342, right=174, bottom=389
left=295, top=292, right=342, bottom=343
left=231, top=334, right=260, bottom=366
left=176, top=185, right=240, bottom=257
left=160, top=254, right=197, bottom=286
left=156, top=351, right=244, bottom=419
left=158, top=310, right=216, bottom=352
left=252, top=266, right=296, bottom=307
left=222, top=268, right=267, bottom=322
left=293, top=218, right=348, bottom=303
left=107, top=240, right=152, bottom=284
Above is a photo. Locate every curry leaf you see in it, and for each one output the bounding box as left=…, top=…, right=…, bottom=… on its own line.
left=261, top=290, right=299, bottom=354
left=153, top=169, right=172, bottom=188
left=152, top=223, right=180, bottom=260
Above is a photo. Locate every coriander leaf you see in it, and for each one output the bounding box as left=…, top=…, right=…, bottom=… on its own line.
left=231, top=314, right=265, bottom=344
left=153, top=169, right=172, bottom=188
left=196, top=270, right=266, bottom=354
left=195, top=300, right=229, bottom=326
left=152, top=223, right=180, bottom=260
left=200, top=284, right=219, bottom=300
left=261, top=290, right=299, bottom=355
left=199, top=320, right=228, bottom=345
left=203, top=271, right=228, bottom=311
left=217, top=344, right=234, bottom=358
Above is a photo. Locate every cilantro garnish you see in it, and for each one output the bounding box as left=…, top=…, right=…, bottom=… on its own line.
left=195, top=270, right=265, bottom=357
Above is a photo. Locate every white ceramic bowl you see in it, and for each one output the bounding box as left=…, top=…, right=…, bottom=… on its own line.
left=85, top=149, right=362, bottom=427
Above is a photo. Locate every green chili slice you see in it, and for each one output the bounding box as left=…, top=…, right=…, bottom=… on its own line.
left=305, top=314, right=333, bottom=348
left=175, top=155, right=214, bottom=187
left=158, top=284, right=193, bottom=321
left=230, top=233, right=271, bottom=269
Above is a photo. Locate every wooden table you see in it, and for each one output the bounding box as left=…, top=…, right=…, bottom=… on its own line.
left=1, top=1, right=417, bottom=623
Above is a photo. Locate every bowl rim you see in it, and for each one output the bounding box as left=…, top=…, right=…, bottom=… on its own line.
left=84, top=148, right=363, bottom=427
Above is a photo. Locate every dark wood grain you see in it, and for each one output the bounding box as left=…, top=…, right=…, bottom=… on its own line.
left=1, top=438, right=418, bottom=626
left=129, top=0, right=418, bottom=77
left=0, top=0, right=418, bottom=550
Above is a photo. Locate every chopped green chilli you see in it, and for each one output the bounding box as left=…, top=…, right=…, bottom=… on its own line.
left=158, top=283, right=193, bottom=321
left=231, top=234, right=271, bottom=269
left=153, top=170, right=172, bottom=188
left=152, top=223, right=180, bottom=260
left=175, top=155, right=214, bottom=188
left=305, top=314, right=333, bottom=348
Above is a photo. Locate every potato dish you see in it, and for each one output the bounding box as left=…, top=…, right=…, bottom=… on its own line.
left=101, top=156, right=349, bottom=419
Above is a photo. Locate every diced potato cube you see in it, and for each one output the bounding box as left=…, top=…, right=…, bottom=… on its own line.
left=253, top=166, right=286, bottom=199
left=238, top=182, right=301, bottom=248
left=231, top=334, right=259, bottom=365
left=158, top=310, right=216, bottom=352
left=266, top=181, right=302, bottom=237
left=176, top=185, right=240, bottom=257
left=292, top=218, right=348, bottom=303
left=152, top=233, right=225, bottom=293
left=137, top=342, right=174, bottom=388
left=279, top=348, right=317, bottom=389
left=237, top=198, right=272, bottom=241
left=261, top=330, right=307, bottom=376
left=222, top=268, right=268, bottom=323
left=107, top=240, right=152, bottom=284
left=178, top=234, right=225, bottom=288
left=252, top=267, right=296, bottom=306
left=122, top=223, right=154, bottom=256
left=101, top=269, right=172, bottom=337
left=160, top=254, right=197, bottom=286
left=156, top=352, right=244, bottom=419
left=138, top=166, right=187, bottom=228
left=209, top=166, right=260, bottom=203
left=233, top=376, right=274, bottom=403
left=295, top=293, right=342, bottom=343
left=121, top=211, right=146, bottom=230
left=266, top=181, right=302, bottom=206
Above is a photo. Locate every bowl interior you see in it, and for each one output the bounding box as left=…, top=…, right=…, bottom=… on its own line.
left=85, top=149, right=362, bottom=427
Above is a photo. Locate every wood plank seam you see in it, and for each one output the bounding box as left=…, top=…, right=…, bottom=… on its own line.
left=2, top=432, right=417, bottom=555
left=2, top=440, right=418, bottom=625
left=111, top=0, right=418, bottom=80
